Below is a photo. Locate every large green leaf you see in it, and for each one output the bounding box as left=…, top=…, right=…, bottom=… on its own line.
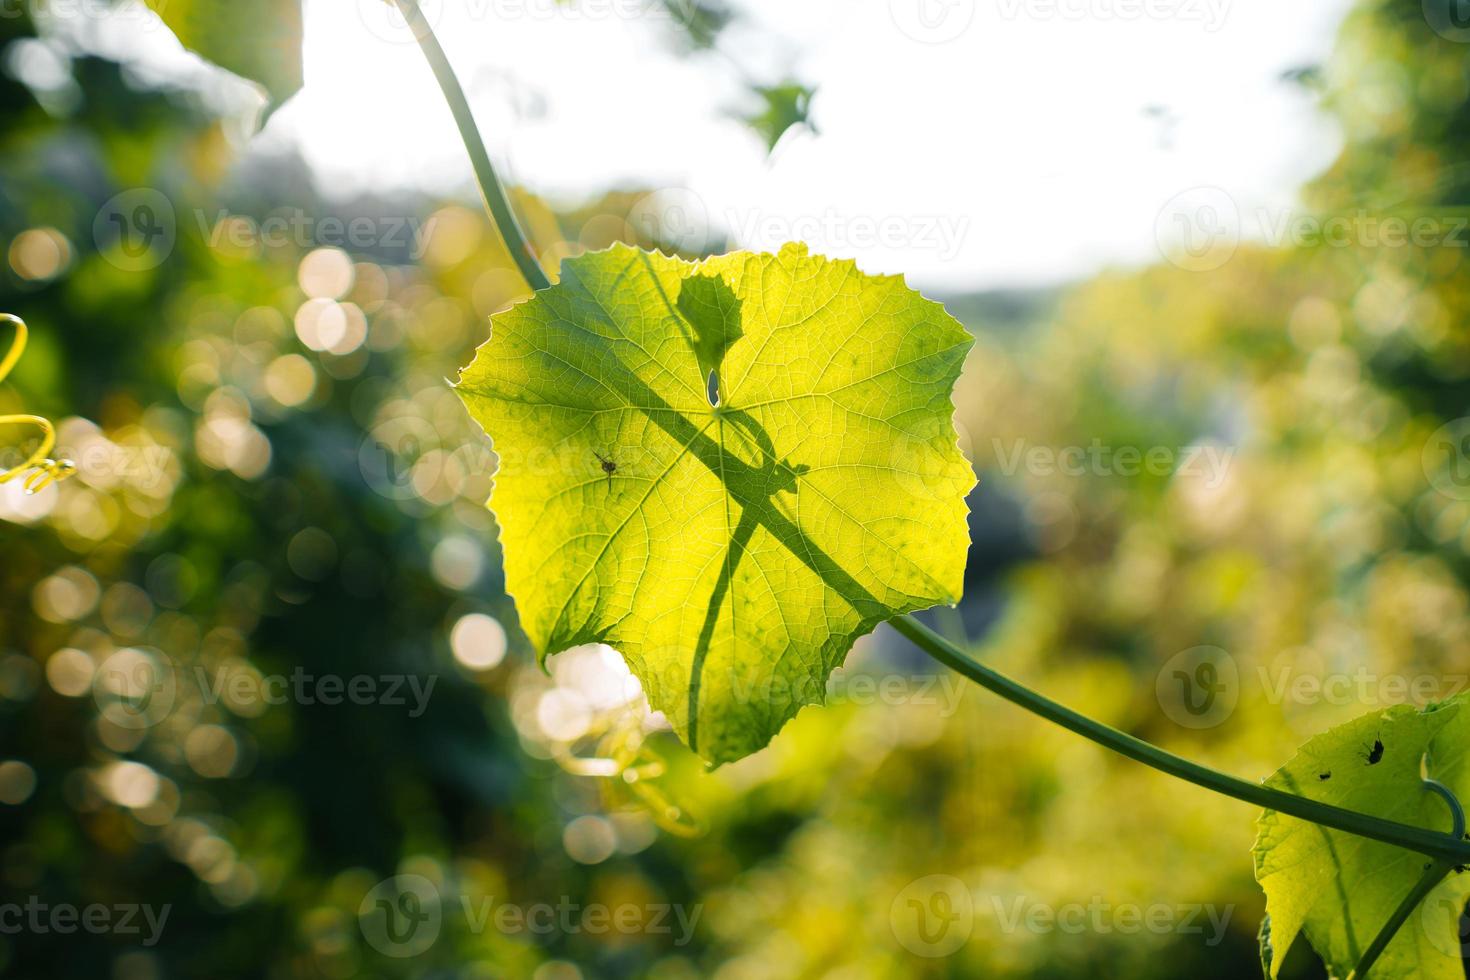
left=1254, top=695, right=1470, bottom=979
left=145, top=0, right=303, bottom=120
left=455, top=243, right=974, bottom=763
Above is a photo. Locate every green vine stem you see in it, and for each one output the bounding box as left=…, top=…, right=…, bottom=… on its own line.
left=891, top=614, right=1470, bottom=866
left=392, top=0, right=1470, bottom=883
left=390, top=0, right=552, bottom=292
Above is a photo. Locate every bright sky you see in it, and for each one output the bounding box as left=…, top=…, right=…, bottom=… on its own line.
left=56, top=0, right=1361, bottom=291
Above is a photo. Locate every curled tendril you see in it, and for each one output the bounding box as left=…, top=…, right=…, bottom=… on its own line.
left=0, top=313, right=76, bottom=494
left=551, top=712, right=704, bottom=838
left=1421, top=777, right=1466, bottom=839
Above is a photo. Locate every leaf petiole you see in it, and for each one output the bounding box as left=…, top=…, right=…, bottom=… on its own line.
left=390, top=0, right=552, bottom=292
left=1345, top=778, right=1466, bottom=979
left=1346, top=858, right=1454, bottom=979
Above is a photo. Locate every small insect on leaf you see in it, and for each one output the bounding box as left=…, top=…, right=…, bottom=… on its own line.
left=1366, top=738, right=1384, bottom=765
left=593, top=451, right=618, bottom=486
left=1318, top=772, right=1331, bottom=781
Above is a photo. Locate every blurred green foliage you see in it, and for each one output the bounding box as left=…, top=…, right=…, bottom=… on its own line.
left=0, top=1, right=1467, bottom=978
